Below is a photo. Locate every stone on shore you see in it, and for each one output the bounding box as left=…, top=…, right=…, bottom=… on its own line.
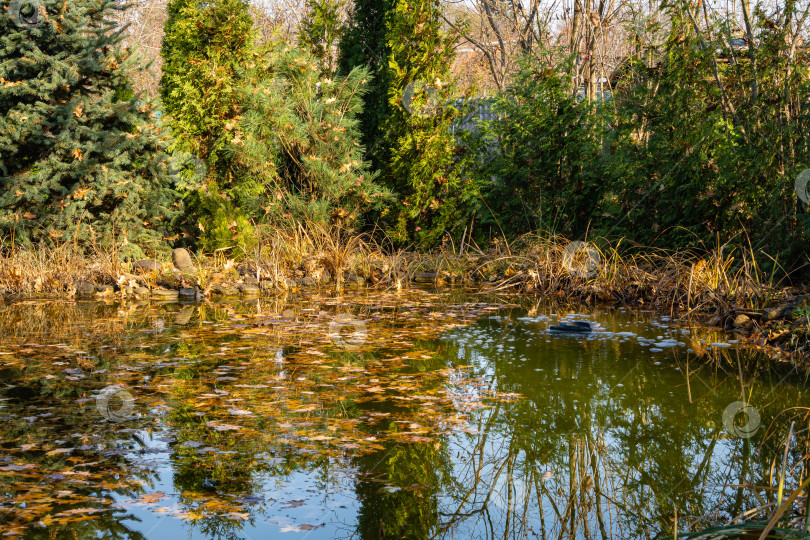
left=260, top=280, right=275, bottom=291
left=343, top=273, right=365, bottom=285
left=733, top=314, right=753, bottom=330
left=238, top=283, right=260, bottom=296
left=413, top=272, right=437, bottom=284
left=151, top=288, right=179, bottom=300
left=296, top=277, right=317, bottom=288
left=211, top=284, right=239, bottom=296
left=172, top=248, right=195, bottom=271
left=133, top=260, right=162, bottom=273
left=74, top=281, right=95, bottom=298
left=134, top=286, right=150, bottom=297
left=178, top=287, right=198, bottom=298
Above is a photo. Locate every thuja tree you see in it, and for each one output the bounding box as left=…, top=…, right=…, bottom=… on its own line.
left=160, top=0, right=257, bottom=251
left=478, top=57, right=606, bottom=239
left=0, top=0, right=176, bottom=248
left=337, top=0, right=396, bottom=170
left=236, top=44, right=390, bottom=228
left=382, top=0, right=476, bottom=247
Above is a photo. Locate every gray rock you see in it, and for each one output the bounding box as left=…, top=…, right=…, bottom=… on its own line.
left=74, top=281, right=95, bottom=297
left=133, top=259, right=162, bottom=273
left=238, top=283, right=260, bottom=296
left=178, top=287, right=198, bottom=298
left=413, top=272, right=437, bottom=284
left=172, top=248, right=195, bottom=270
left=211, top=284, right=239, bottom=296
left=244, top=275, right=259, bottom=285
left=763, top=305, right=791, bottom=321
left=151, top=288, right=179, bottom=300
left=134, top=286, right=150, bottom=297
left=260, top=280, right=275, bottom=291
left=343, top=273, right=365, bottom=285
left=296, top=277, right=317, bottom=287
left=733, top=314, right=753, bottom=329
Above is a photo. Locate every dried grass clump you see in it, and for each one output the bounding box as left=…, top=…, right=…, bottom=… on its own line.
left=481, top=234, right=788, bottom=320
left=0, top=242, right=122, bottom=295
left=0, top=226, right=799, bottom=324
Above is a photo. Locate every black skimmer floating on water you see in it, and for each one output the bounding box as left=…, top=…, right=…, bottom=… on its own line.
left=549, top=320, right=599, bottom=333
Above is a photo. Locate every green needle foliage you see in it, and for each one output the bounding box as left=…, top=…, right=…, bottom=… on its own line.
left=0, top=0, right=176, bottom=249
left=236, top=44, right=390, bottom=229
left=160, top=0, right=257, bottom=251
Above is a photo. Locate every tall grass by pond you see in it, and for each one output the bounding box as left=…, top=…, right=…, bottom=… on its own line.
left=1, top=226, right=807, bottom=348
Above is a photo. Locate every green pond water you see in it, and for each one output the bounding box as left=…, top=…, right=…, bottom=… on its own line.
left=0, top=290, right=808, bottom=539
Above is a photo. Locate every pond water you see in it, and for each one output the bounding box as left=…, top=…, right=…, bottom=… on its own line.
left=0, top=291, right=808, bottom=539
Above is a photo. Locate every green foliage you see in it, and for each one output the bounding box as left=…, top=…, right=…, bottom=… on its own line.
left=356, top=443, right=446, bottom=537
left=298, top=0, right=346, bottom=75
left=236, top=44, right=390, bottom=229
left=0, top=0, right=177, bottom=248
left=381, top=0, right=477, bottom=248
left=191, top=187, right=256, bottom=253
left=602, top=5, right=810, bottom=257
left=337, top=0, right=395, bottom=170
left=477, top=57, right=606, bottom=238
left=160, top=0, right=256, bottom=251
left=471, top=2, right=810, bottom=266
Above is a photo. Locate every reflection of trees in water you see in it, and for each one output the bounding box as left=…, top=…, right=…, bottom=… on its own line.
left=3, top=298, right=810, bottom=538
left=353, top=442, right=447, bottom=538
left=0, top=303, right=167, bottom=538
left=0, top=300, right=278, bottom=538
left=348, top=343, right=453, bottom=539
left=0, top=379, right=156, bottom=538
left=426, top=313, right=810, bottom=538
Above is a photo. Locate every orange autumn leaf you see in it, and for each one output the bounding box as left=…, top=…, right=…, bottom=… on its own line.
left=139, top=492, right=166, bottom=504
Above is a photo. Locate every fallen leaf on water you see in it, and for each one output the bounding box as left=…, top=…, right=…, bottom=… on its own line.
left=52, top=507, right=103, bottom=518
left=139, top=492, right=166, bottom=504
left=205, top=422, right=242, bottom=432
left=0, top=464, right=35, bottom=471
left=291, top=405, right=318, bottom=413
